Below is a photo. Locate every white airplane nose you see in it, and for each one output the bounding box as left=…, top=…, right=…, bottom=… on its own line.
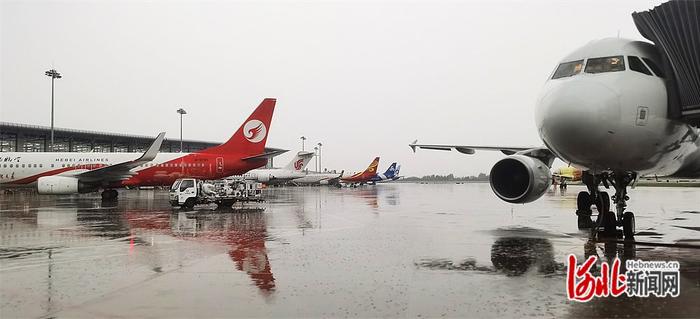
left=536, top=80, right=621, bottom=168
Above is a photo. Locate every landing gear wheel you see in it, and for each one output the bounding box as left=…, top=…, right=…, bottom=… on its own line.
left=595, top=191, right=610, bottom=216
left=576, top=192, right=594, bottom=229
left=602, top=211, right=617, bottom=238
left=578, top=215, right=594, bottom=229
left=576, top=192, right=592, bottom=213
left=622, top=211, right=635, bottom=239
left=101, top=189, right=118, bottom=200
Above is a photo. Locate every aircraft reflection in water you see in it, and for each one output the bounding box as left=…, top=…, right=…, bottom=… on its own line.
left=124, top=210, right=275, bottom=295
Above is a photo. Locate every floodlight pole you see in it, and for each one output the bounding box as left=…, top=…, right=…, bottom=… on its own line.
left=317, top=142, right=322, bottom=172
left=177, top=108, right=187, bottom=152
left=314, top=146, right=319, bottom=172
left=45, top=69, right=62, bottom=151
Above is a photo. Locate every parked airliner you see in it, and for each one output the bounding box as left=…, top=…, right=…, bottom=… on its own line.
left=241, top=151, right=314, bottom=185
left=411, top=37, right=700, bottom=239
left=0, top=99, right=282, bottom=199
left=368, top=163, right=401, bottom=184
left=340, top=157, right=379, bottom=186
left=291, top=171, right=343, bottom=186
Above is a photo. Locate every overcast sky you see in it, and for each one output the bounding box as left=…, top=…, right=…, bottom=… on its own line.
left=1, top=0, right=665, bottom=176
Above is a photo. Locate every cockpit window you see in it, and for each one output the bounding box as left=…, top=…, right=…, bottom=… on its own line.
left=628, top=56, right=652, bottom=76
left=551, top=60, right=584, bottom=79
left=642, top=57, right=665, bottom=78
left=585, top=56, right=625, bottom=74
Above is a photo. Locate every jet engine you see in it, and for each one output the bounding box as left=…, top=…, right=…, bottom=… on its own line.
left=257, top=174, right=270, bottom=183
left=489, top=155, right=551, bottom=204
left=37, top=176, right=95, bottom=194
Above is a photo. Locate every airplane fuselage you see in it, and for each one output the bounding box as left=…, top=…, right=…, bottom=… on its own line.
left=242, top=168, right=307, bottom=184
left=0, top=151, right=267, bottom=188
left=535, top=38, right=700, bottom=177
left=292, top=172, right=341, bottom=185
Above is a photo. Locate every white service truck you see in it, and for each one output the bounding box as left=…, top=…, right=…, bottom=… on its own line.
left=169, top=178, right=264, bottom=209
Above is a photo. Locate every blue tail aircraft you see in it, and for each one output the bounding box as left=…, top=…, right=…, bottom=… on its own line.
left=369, top=163, right=402, bottom=183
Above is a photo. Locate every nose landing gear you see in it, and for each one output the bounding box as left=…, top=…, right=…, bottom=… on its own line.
left=576, top=171, right=636, bottom=240
left=101, top=189, right=119, bottom=200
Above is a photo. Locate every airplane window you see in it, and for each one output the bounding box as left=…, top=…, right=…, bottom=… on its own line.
left=585, top=56, right=625, bottom=74
left=628, top=56, right=652, bottom=76
left=8, top=164, right=12, bottom=168
left=21, top=164, right=25, bottom=168
left=552, top=60, right=584, bottom=79
left=642, top=57, right=665, bottom=78
left=40, top=164, right=42, bottom=168
left=2, top=164, right=5, bottom=168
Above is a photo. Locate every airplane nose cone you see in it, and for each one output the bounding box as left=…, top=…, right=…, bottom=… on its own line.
left=536, top=80, right=621, bottom=167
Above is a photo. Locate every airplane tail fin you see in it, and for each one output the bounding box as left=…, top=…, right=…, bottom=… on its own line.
left=202, top=98, right=276, bottom=155
left=364, top=157, right=380, bottom=175
left=284, top=151, right=315, bottom=171
left=383, top=162, right=397, bottom=177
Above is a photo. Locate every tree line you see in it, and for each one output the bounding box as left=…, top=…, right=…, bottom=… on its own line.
left=401, top=173, right=489, bottom=182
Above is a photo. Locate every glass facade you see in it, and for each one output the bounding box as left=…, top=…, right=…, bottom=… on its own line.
left=113, top=143, right=129, bottom=152
left=92, top=141, right=112, bottom=152
left=21, top=136, right=45, bottom=152
left=52, top=138, right=71, bottom=152
left=71, top=140, right=92, bottom=152
left=0, top=133, right=16, bottom=152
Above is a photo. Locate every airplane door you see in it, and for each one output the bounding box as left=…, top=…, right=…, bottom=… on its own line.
left=216, top=157, right=224, bottom=173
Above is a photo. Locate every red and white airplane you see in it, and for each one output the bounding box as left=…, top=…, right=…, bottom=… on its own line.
left=0, top=98, right=283, bottom=199
left=340, top=157, right=380, bottom=185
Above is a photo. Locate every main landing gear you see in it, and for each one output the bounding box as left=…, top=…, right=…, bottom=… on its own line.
left=101, top=189, right=118, bottom=200
left=576, top=171, right=636, bottom=240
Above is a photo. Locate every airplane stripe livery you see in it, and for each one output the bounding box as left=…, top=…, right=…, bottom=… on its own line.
left=0, top=98, right=278, bottom=199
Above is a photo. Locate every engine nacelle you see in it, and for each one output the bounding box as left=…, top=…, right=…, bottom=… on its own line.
left=37, top=176, right=80, bottom=194
left=489, top=155, right=551, bottom=204
left=257, top=174, right=270, bottom=183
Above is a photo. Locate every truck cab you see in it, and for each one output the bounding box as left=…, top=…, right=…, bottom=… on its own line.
left=169, top=178, right=198, bottom=208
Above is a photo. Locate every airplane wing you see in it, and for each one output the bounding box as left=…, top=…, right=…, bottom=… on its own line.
left=409, top=140, right=533, bottom=155
left=77, top=132, right=166, bottom=183
left=409, top=140, right=557, bottom=166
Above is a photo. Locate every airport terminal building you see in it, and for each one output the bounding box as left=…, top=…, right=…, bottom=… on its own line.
left=0, top=122, right=279, bottom=166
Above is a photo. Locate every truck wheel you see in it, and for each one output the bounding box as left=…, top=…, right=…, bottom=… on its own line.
left=182, top=198, right=196, bottom=210
left=216, top=200, right=235, bottom=209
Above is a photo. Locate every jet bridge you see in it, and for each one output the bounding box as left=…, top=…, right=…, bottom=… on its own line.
left=633, top=0, right=700, bottom=126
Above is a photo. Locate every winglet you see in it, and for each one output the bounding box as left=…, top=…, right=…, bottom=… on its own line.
left=137, top=132, right=166, bottom=162
left=410, top=139, right=418, bottom=153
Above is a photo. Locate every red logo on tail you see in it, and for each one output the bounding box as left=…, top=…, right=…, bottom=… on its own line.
left=294, top=159, right=304, bottom=170
left=243, top=120, right=267, bottom=143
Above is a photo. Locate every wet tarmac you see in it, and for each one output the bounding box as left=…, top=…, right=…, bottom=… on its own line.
left=1, top=183, right=699, bottom=318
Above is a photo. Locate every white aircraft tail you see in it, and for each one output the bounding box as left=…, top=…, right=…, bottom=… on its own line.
left=284, top=151, right=315, bottom=171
